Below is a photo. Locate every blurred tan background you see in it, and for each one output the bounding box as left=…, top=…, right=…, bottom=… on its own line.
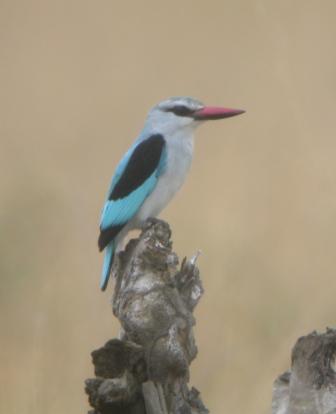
left=1, top=1, right=336, bottom=413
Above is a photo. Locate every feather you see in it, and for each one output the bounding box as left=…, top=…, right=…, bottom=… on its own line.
left=98, top=134, right=167, bottom=251
left=100, top=241, right=115, bottom=290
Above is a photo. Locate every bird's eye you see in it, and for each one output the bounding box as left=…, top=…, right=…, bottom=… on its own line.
left=170, top=105, right=194, bottom=117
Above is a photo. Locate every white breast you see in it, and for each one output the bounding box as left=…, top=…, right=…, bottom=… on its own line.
left=135, top=131, right=194, bottom=224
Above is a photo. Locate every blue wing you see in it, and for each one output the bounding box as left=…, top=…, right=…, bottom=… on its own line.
left=98, top=133, right=166, bottom=290
left=98, top=133, right=166, bottom=251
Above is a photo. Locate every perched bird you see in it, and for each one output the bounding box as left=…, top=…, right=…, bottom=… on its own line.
left=98, top=97, right=244, bottom=290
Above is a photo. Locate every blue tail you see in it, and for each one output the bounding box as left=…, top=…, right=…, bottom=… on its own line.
left=100, top=242, right=115, bottom=291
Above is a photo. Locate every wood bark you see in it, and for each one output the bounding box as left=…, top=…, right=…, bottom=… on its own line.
left=85, top=218, right=336, bottom=414
left=272, top=329, right=336, bottom=414
left=85, top=219, right=208, bottom=414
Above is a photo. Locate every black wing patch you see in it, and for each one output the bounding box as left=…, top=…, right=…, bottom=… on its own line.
left=98, top=223, right=124, bottom=251
left=110, top=134, right=165, bottom=200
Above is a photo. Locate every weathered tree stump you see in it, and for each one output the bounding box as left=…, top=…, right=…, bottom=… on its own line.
left=272, top=329, right=336, bottom=414
left=85, top=219, right=208, bottom=414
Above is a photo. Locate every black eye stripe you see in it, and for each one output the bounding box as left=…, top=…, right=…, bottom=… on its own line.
left=166, top=105, right=194, bottom=117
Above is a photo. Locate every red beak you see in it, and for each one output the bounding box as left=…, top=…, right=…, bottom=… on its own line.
left=193, top=106, right=245, bottom=121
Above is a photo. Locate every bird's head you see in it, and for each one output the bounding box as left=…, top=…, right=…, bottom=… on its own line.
left=145, top=96, right=245, bottom=136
